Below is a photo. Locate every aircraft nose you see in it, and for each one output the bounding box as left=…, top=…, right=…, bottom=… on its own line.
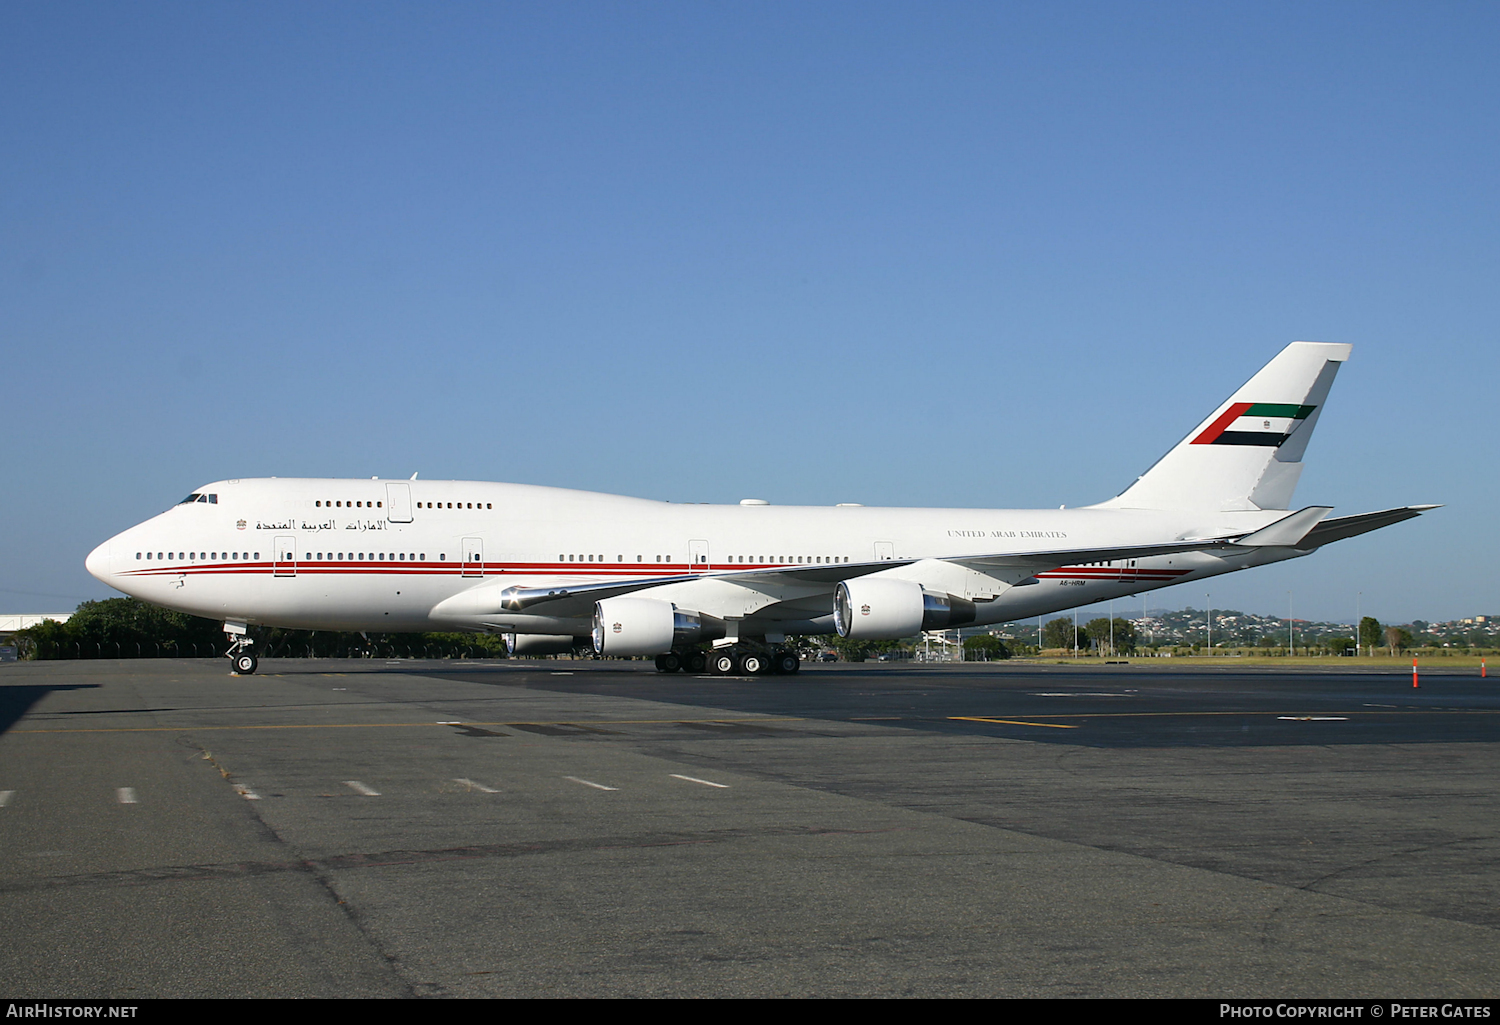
left=85, top=539, right=112, bottom=583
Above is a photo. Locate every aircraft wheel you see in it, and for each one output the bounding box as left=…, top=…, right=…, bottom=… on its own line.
left=685, top=651, right=707, bottom=673
left=774, top=652, right=800, bottom=675
left=737, top=652, right=766, bottom=676
left=231, top=653, right=258, bottom=675
left=709, top=652, right=736, bottom=675
left=654, top=653, right=682, bottom=673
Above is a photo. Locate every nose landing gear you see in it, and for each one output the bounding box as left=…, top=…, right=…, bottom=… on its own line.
left=224, top=621, right=257, bottom=675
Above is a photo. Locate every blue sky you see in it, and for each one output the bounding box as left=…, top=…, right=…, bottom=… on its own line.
left=3, top=1, right=1494, bottom=624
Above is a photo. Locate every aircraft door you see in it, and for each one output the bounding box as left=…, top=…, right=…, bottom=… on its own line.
left=874, top=541, right=895, bottom=561
left=385, top=483, right=413, bottom=523
left=689, top=539, right=710, bottom=574
left=274, top=536, right=297, bottom=577
left=462, top=537, right=484, bottom=578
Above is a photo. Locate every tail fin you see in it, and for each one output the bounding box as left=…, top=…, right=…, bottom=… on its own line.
left=1099, top=341, right=1351, bottom=512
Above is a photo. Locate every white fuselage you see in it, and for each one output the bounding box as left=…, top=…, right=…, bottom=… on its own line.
left=86, top=477, right=1302, bottom=638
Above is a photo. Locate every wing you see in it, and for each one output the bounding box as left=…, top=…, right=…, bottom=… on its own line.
left=1293, top=504, right=1440, bottom=549
left=470, top=559, right=920, bottom=619
left=450, top=540, right=1232, bottom=621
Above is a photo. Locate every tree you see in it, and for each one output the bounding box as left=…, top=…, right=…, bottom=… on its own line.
left=1082, top=617, right=1136, bottom=655
left=1042, top=617, right=1078, bottom=651
left=16, top=598, right=223, bottom=658
left=1385, top=626, right=1413, bottom=655
left=1084, top=618, right=1112, bottom=654
left=1359, top=617, right=1383, bottom=654
left=963, top=634, right=1009, bottom=661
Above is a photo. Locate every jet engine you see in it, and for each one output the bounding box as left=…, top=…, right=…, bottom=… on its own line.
left=833, top=578, right=976, bottom=640
left=592, top=596, right=724, bottom=656
left=503, top=633, right=580, bottom=656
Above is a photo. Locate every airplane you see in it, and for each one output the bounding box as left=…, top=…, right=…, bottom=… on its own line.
left=85, top=341, right=1434, bottom=676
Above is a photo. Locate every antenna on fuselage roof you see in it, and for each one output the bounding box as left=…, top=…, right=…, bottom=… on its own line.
left=410, top=472, right=419, bottom=480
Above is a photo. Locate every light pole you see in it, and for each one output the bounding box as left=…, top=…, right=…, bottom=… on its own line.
left=1288, top=591, right=1294, bottom=656
left=1206, top=594, right=1212, bottom=656
left=1356, top=591, right=1362, bottom=657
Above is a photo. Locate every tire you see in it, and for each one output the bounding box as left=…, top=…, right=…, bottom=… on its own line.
left=232, top=653, right=258, bottom=675
left=775, top=652, right=800, bottom=675
left=709, top=652, right=736, bottom=675
left=738, top=652, right=765, bottom=676
left=657, top=652, right=683, bottom=673
left=685, top=651, right=707, bottom=673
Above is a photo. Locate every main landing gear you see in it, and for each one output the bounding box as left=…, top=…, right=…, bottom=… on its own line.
left=653, top=650, right=707, bottom=673
left=656, top=646, right=800, bottom=676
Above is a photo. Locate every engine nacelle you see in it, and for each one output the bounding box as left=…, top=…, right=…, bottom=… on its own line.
left=503, top=633, right=580, bottom=656
left=592, top=597, right=725, bottom=656
left=834, top=578, right=976, bottom=640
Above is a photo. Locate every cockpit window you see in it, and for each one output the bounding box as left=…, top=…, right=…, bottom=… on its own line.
left=179, top=494, right=200, bottom=504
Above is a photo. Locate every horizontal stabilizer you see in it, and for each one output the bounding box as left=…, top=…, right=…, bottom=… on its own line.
left=1233, top=506, right=1334, bottom=547
left=1294, top=505, right=1440, bottom=550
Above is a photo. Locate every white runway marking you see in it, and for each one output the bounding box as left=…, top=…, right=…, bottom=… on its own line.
left=670, top=774, right=729, bottom=789
left=564, top=776, right=618, bottom=791
left=453, top=778, right=500, bottom=793
left=0, top=791, right=12, bottom=807
left=437, top=721, right=463, bottom=725
left=233, top=784, right=261, bottom=800
left=551, top=672, right=574, bottom=676
left=116, top=787, right=137, bottom=804
left=343, top=780, right=381, bottom=796
left=1033, top=692, right=1135, bottom=698
left=1277, top=716, right=1349, bottom=721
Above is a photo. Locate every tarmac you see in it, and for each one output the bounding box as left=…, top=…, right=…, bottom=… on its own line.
left=1, top=656, right=1495, bottom=998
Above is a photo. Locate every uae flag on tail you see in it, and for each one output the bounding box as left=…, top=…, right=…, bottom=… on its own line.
left=1192, top=402, right=1316, bottom=447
